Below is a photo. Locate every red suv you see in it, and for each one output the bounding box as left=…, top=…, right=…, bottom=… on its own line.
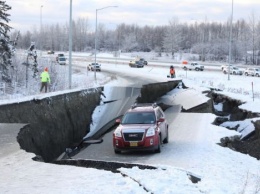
left=113, top=103, right=169, bottom=154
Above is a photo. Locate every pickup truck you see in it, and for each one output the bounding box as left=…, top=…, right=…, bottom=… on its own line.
left=182, top=62, right=204, bottom=71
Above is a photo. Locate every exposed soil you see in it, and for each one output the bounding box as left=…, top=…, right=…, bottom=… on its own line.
left=221, top=120, right=260, bottom=160
left=212, top=92, right=260, bottom=160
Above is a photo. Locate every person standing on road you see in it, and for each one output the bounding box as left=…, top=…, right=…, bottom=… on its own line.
left=40, top=67, right=51, bottom=93
left=170, top=65, right=176, bottom=78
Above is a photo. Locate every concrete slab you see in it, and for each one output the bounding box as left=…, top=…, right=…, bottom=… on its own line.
left=158, top=88, right=210, bottom=110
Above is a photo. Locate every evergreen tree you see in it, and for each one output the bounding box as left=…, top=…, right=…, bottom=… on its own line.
left=0, top=1, right=12, bottom=82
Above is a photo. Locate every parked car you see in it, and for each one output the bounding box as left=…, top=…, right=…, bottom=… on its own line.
left=88, top=63, right=101, bottom=71
left=129, top=60, right=144, bottom=68
left=113, top=103, right=169, bottom=154
left=244, top=68, right=260, bottom=77
left=139, top=58, right=148, bottom=65
left=222, top=66, right=243, bottom=75
left=57, top=56, right=66, bottom=65
left=47, top=50, right=55, bottom=54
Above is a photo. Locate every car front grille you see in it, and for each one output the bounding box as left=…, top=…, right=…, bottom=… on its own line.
left=123, top=132, right=144, bottom=141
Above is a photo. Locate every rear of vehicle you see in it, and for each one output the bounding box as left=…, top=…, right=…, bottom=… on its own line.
left=113, top=103, right=168, bottom=154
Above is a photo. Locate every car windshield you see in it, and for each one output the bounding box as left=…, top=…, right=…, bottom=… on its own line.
left=233, top=67, right=238, bottom=70
left=59, top=58, right=65, bottom=61
left=91, top=63, right=99, bottom=66
left=121, top=112, right=156, bottom=124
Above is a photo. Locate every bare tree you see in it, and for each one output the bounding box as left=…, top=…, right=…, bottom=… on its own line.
left=163, top=17, right=182, bottom=57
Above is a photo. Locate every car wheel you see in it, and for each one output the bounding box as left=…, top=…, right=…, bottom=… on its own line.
left=163, top=128, right=169, bottom=144
left=245, top=73, right=248, bottom=76
left=183, top=67, right=187, bottom=70
left=233, top=72, right=236, bottom=75
left=114, top=149, right=121, bottom=154
left=256, top=74, right=260, bottom=77
left=223, top=71, right=227, bottom=74
left=155, top=135, right=161, bottom=153
left=195, top=68, right=199, bottom=71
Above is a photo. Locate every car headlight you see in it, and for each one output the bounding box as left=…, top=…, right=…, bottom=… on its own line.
left=114, top=127, right=122, bottom=137
left=146, top=126, right=156, bottom=137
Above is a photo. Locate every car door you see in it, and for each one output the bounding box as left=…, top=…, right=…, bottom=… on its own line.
left=156, top=108, right=167, bottom=140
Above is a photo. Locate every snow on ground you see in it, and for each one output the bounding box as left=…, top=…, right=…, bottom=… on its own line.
left=1, top=52, right=260, bottom=193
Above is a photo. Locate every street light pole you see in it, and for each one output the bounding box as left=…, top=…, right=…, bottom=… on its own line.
left=94, top=6, right=117, bottom=81
left=228, top=0, right=234, bottom=81
left=40, top=5, right=43, bottom=56
left=69, top=0, right=72, bottom=89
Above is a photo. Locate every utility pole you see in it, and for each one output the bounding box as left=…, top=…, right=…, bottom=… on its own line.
left=228, top=0, right=234, bottom=81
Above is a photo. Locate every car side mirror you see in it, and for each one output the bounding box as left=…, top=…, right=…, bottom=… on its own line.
left=115, top=118, right=121, bottom=123
left=157, top=118, right=165, bottom=123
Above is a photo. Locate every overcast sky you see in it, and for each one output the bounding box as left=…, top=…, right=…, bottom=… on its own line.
left=8, top=0, right=260, bottom=33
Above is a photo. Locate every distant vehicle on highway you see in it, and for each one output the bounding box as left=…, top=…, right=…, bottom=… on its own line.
left=222, top=66, right=243, bottom=75
left=139, top=58, right=148, bottom=65
left=56, top=53, right=65, bottom=61
left=57, top=56, right=66, bottom=65
left=129, top=60, right=144, bottom=68
left=182, top=62, right=204, bottom=71
left=88, top=63, right=101, bottom=71
left=47, top=50, right=54, bottom=54
left=113, top=103, right=169, bottom=154
left=244, top=68, right=260, bottom=77
left=221, top=64, right=233, bottom=70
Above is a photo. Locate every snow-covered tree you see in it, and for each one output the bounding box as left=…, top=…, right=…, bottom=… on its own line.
left=163, top=17, right=182, bottom=57
left=0, top=1, right=12, bottom=82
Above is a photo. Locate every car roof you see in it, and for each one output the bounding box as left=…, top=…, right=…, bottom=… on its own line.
left=128, top=107, right=155, bottom=113
left=126, top=103, right=158, bottom=113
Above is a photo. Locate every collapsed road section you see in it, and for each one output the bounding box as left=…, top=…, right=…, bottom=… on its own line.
left=0, top=80, right=180, bottom=162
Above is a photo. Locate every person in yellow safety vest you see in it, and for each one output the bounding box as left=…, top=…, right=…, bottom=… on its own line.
left=170, top=65, right=175, bottom=78
left=40, top=67, right=51, bottom=93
